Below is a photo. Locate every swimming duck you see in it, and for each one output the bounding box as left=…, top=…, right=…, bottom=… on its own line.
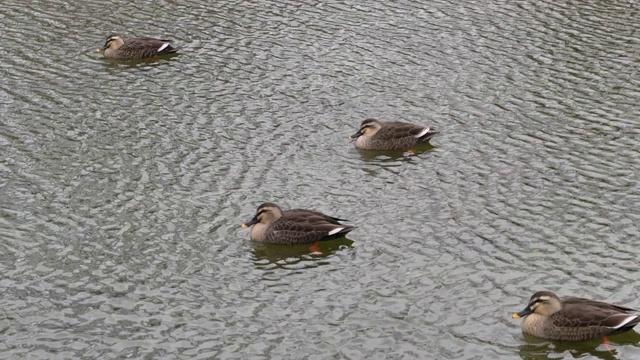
left=348, top=118, right=439, bottom=150
left=241, top=202, right=356, bottom=245
left=512, top=291, right=640, bottom=341
left=97, top=34, right=178, bottom=59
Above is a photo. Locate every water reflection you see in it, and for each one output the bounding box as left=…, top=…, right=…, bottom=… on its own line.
left=354, top=143, right=438, bottom=162
left=517, top=331, right=640, bottom=360
left=97, top=53, right=181, bottom=66
left=4, top=0, right=640, bottom=357
left=250, top=237, right=355, bottom=269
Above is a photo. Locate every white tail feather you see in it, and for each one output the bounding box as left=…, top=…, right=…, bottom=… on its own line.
left=613, top=315, right=638, bottom=329
left=158, top=43, right=170, bottom=52
left=328, top=227, right=344, bottom=235
left=414, top=127, right=430, bottom=138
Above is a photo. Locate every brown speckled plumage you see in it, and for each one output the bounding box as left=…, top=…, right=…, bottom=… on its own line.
left=513, top=291, right=640, bottom=341
left=99, top=34, right=178, bottom=60
left=241, top=203, right=356, bottom=245
left=349, top=118, right=439, bottom=150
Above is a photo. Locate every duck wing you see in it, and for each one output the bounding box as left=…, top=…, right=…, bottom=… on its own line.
left=285, top=209, right=349, bottom=224
left=123, top=38, right=177, bottom=57
left=552, top=298, right=639, bottom=331
left=268, top=210, right=355, bottom=244
left=563, top=297, right=637, bottom=313
left=376, top=121, right=436, bottom=141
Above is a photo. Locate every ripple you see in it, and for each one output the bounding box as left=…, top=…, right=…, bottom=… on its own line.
left=2, top=0, right=640, bottom=358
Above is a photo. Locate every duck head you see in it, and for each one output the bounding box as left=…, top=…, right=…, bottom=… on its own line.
left=349, top=118, right=382, bottom=140
left=97, top=34, right=124, bottom=53
left=513, top=291, right=562, bottom=318
left=241, top=202, right=284, bottom=228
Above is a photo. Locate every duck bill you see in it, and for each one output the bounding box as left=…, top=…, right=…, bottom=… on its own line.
left=241, top=216, right=259, bottom=228
left=348, top=130, right=363, bottom=141
left=512, top=307, right=533, bottom=319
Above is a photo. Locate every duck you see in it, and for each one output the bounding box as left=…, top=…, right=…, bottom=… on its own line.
left=348, top=118, right=439, bottom=150
left=96, top=34, right=178, bottom=60
left=241, top=202, right=356, bottom=245
left=512, top=291, right=640, bottom=341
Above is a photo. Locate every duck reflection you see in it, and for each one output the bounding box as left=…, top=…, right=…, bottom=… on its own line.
left=355, top=143, right=437, bottom=162
left=518, top=331, right=640, bottom=360
left=250, top=237, right=354, bottom=268
left=98, top=52, right=180, bottom=67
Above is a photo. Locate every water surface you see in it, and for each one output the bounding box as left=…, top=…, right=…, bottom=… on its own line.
left=2, top=0, right=640, bottom=359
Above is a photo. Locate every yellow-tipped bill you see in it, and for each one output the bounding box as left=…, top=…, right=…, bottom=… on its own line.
left=242, top=216, right=259, bottom=228
left=512, top=313, right=521, bottom=319
left=96, top=48, right=102, bottom=53
left=348, top=129, right=363, bottom=141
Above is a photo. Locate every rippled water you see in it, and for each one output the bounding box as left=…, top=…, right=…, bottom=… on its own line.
left=2, top=0, right=640, bottom=358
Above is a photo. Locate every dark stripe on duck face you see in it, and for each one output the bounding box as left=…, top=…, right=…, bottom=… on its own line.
left=255, top=205, right=280, bottom=220
left=101, top=40, right=111, bottom=51
left=513, top=293, right=554, bottom=319
left=257, top=202, right=279, bottom=210
left=360, top=120, right=381, bottom=133
left=359, top=124, right=375, bottom=134
left=243, top=205, right=276, bottom=228
left=349, top=121, right=376, bottom=140
left=102, top=35, right=122, bottom=51
left=529, top=294, right=553, bottom=308
left=360, top=119, right=378, bottom=127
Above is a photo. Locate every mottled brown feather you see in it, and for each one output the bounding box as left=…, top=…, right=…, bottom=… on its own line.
left=101, top=35, right=178, bottom=60
left=244, top=203, right=355, bottom=245
left=351, top=119, right=438, bottom=150
left=515, top=291, right=640, bottom=341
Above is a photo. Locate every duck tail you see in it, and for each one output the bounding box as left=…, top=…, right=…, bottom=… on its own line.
left=419, top=129, right=439, bottom=142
